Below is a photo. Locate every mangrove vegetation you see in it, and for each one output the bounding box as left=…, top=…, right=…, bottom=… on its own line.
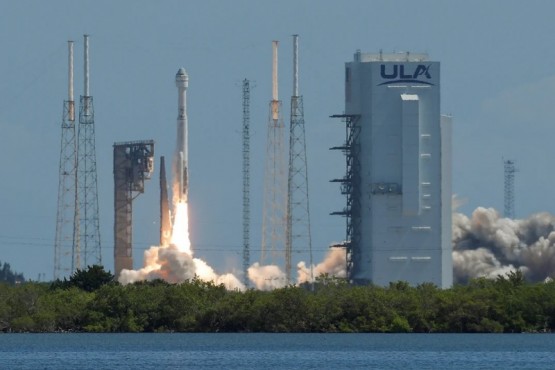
left=1, top=266, right=554, bottom=333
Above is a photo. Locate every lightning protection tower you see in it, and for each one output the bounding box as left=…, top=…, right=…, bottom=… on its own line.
left=242, top=78, right=251, bottom=287
left=54, top=41, right=77, bottom=279
left=261, top=41, right=287, bottom=266
left=75, top=34, right=102, bottom=269
left=113, top=140, right=154, bottom=278
left=504, top=159, right=517, bottom=219
left=286, top=35, right=313, bottom=284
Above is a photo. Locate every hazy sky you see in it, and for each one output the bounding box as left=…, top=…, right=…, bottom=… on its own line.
left=2, top=0, right=555, bottom=280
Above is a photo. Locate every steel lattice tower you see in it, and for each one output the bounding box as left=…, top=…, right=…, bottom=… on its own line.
left=54, top=41, right=77, bottom=279
left=262, top=41, right=287, bottom=265
left=242, top=79, right=251, bottom=287
left=286, top=35, right=313, bottom=284
left=75, top=34, right=102, bottom=269
left=504, top=159, right=517, bottom=219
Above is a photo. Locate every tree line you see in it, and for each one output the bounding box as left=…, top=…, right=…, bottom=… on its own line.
left=0, top=265, right=554, bottom=333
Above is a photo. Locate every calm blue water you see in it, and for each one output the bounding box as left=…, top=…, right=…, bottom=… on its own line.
left=0, top=333, right=554, bottom=369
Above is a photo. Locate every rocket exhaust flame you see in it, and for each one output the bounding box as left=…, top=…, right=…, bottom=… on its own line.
left=170, top=201, right=191, bottom=255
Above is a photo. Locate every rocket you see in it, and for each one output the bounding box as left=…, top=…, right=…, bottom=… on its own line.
left=175, top=68, right=189, bottom=202
left=159, top=156, right=172, bottom=246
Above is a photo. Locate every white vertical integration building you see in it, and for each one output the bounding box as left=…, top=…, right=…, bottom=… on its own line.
left=334, top=51, right=452, bottom=288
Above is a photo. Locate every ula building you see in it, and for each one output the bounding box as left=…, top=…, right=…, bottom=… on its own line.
left=332, top=51, right=452, bottom=288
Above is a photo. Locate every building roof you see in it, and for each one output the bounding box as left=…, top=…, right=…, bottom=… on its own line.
left=354, top=50, right=429, bottom=63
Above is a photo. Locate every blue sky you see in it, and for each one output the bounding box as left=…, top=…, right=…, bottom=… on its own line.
left=1, top=0, right=555, bottom=280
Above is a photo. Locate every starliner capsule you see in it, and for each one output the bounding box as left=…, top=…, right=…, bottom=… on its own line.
left=175, top=68, right=189, bottom=202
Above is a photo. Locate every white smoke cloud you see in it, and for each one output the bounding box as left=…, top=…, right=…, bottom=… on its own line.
left=246, top=248, right=347, bottom=290
left=247, top=263, right=287, bottom=290
left=297, top=248, right=346, bottom=284
left=119, top=244, right=245, bottom=291
left=453, top=207, right=555, bottom=283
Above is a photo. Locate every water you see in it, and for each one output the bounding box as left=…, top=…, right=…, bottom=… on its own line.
left=0, top=333, right=554, bottom=369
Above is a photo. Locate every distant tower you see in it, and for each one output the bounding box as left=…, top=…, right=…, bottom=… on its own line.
left=54, top=41, right=77, bottom=279
left=286, top=35, right=313, bottom=284
left=261, top=41, right=287, bottom=266
left=113, top=140, right=154, bottom=278
left=242, top=78, right=251, bottom=287
left=504, top=159, right=517, bottom=219
left=75, top=34, right=102, bottom=269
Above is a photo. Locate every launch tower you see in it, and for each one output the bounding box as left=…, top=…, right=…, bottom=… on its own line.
left=75, top=34, right=102, bottom=269
left=54, top=41, right=77, bottom=279
left=262, top=41, right=287, bottom=266
left=286, top=35, right=313, bottom=284
left=242, top=79, right=251, bottom=287
left=113, top=140, right=154, bottom=277
left=504, top=159, right=517, bottom=219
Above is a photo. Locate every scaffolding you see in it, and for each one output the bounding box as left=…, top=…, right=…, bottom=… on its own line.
left=113, top=140, right=154, bottom=277
left=330, top=114, right=361, bottom=280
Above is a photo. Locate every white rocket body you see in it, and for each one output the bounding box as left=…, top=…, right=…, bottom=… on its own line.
left=175, top=68, right=189, bottom=202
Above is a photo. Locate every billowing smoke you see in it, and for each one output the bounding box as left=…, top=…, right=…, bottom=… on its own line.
left=453, top=207, right=555, bottom=283
left=247, top=248, right=347, bottom=290
left=119, top=202, right=245, bottom=291
left=119, top=244, right=245, bottom=290
left=247, top=263, right=287, bottom=290
left=297, top=247, right=346, bottom=284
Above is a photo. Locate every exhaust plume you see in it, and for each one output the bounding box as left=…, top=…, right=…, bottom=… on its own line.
left=119, top=201, right=245, bottom=291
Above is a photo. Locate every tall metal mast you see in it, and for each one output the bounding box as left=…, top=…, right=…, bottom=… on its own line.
left=261, top=41, right=287, bottom=266
left=286, top=35, right=313, bottom=284
left=76, top=34, right=102, bottom=269
left=242, top=79, right=251, bottom=287
left=504, top=159, right=517, bottom=219
left=54, top=41, right=77, bottom=279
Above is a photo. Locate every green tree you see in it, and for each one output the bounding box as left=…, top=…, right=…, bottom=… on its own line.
left=56, top=265, right=115, bottom=292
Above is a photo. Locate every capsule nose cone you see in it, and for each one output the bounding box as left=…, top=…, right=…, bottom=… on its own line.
left=176, top=68, right=189, bottom=88
left=176, top=67, right=187, bottom=77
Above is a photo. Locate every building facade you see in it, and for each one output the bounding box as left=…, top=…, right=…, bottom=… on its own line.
left=342, top=51, right=452, bottom=288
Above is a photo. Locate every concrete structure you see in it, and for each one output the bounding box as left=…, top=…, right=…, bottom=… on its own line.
left=332, top=51, right=452, bottom=288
